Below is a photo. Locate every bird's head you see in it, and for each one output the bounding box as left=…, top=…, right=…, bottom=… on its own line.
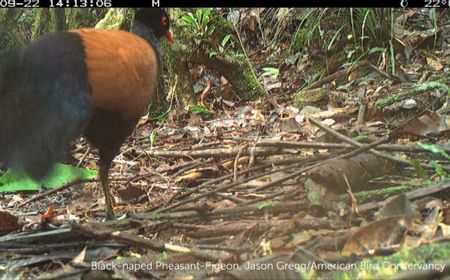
left=135, top=8, right=173, bottom=43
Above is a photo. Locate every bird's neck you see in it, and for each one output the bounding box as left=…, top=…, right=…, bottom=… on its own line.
left=131, top=22, right=161, bottom=56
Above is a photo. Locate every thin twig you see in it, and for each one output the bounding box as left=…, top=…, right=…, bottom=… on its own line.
left=18, top=177, right=128, bottom=208
left=155, top=157, right=314, bottom=211
left=161, top=139, right=388, bottom=212
left=18, top=179, right=97, bottom=208
left=76, top=147, right=91, bottom=168
left=144, top=147, right=280, bottom=159
left=245, top=136, right=391, bottom=205
left=256, top=140, right=450, bottom=154
left=158, top=156, right=326, bottom=213
left=307, top=117, right=450, bottom=171
left=233, top=145, right=245, bottom=182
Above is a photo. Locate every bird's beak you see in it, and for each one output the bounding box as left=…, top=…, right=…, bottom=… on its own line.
left=165, top=31, right=173, bottom=43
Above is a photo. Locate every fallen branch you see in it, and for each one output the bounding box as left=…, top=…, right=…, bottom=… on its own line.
left=136, top=200, right=309, bottom=222
left=256, top=140, right=450, bottom=154
left=357, top=180, right=450, bottom=214
left=71, top=223, right=223, bottom=262
left=303, top=60, right=368, bottom=90
left=158, top=156, right=326, bottom=212
left=145, top=147, right=282, bottom=159
left=71, top=222, right=165, bottom=251
left=160, top=137, right=388, bottom=213
left=307, top=117, right=450, bottom=172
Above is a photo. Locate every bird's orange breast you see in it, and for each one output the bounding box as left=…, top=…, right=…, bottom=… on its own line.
left=71, top=29, right=158, bottom=119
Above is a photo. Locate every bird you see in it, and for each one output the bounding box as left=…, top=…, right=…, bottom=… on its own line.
left=0, top=8, right=172, bottom=220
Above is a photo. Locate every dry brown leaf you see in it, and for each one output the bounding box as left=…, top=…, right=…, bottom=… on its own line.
left=117, top=185, right=147, bottom=202
left=401, top=111, right=449, bottom=136
left=265, top=96, right=279, bottom=108
left=247, top=10, right=260, bottom=32
left=222, top=156, right=250, bottom=171
left=427, top=57, right=444, bottom=71
left=341, top=216, right=412, bottom=256
left=0, top=211, right=19, bottom=233
left=175, top=168, right=219, bottom=184
left=283, top=106, right=299, bottom=118
left=175, top=171, right=204, bottom=184
left=200, top=80, right=212, bottom=106
left=220, top=76, right=229, bottom=85
left=189, top=64, right=204, bottom=79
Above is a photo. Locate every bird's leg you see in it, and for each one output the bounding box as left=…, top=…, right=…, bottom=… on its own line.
left=99, top=162, right=116, bottom=220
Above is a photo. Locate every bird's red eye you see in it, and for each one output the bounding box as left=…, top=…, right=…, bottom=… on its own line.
left=161, top=16, right=167, bottom=26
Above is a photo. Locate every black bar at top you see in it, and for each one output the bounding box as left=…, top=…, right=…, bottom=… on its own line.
left=33, top=0, right=448, bottom=8
left=159, top=0, right=443, bottom=8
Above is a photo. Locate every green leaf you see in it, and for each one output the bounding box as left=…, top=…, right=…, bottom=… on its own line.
left=262, top=67, right=279, bottom=78
left=0, top=163, right=97, bottom=192
left=221, top=34, right=231, bottom=47
left=256, top=200, right=276, bottom=209
left=431, top=161, right=448, bottom=179
left=389, top=40, right=395, bottom=75
left=368, top=47, right=386, bottom=54
left=150, top=129, right=158, bottom=147
left=208, top=51, right=219, bottom=58
left=327, top=26, right=344, bottom=51
left=180, top=13, right=198, bottom=29
left=353, top=135, right=370, bottom=143
left=150, top=111, right=169, bottom=122
left=415, top=81, right=449, bottom=94
left=188, top=105, right=213, bottom=115
left=151, top=211, right=162, bottom=220
left=410, top=159, right=427, bottom=179
left=156, top=252, right=169, bottom=262
left=195, top=9, right=203, bottom=22
left=201, top=8, right=212, bottom=26
left=416, top=142, right=450, bottom=161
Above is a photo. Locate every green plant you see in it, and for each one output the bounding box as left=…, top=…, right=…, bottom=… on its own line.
left=188, top=104, right=213, bottom=115
left=256, top=200, right=277, bottom=209
left=291, top=8, right=393, bottom=54
left=350, top=8, right=393, bottom=48
left=429, top=9, right=438, bottom=48
left=327, top=26, right=344, bottom=51
left=179, top=8, right=215, bottom=43
left=17, top=9, right=36, bottom=26
left=150, top=129, right=158, bottom=148
left=156, top=252, right=169, bottom=261
left=417, top=142, right=450, bottom=161
left=261, top=8, right=294, bottom=48
left=431, top=161, right=448, bottom=179
left=291, top=9, right=329, bottom=51
left=375, top=81, right=449, bottom=109
left=151, top=211, right=162, bottom=220
left=208, top=33, right=234, bottom=57
left=410, top=159, right=427, bottom=179
left=262, top=67, right=279, bottom=79
left=227, top=51, right=246, bottom=60
left=151, top=111, right=169, bottom=122
left=220, top=34, right=232, bottom=50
